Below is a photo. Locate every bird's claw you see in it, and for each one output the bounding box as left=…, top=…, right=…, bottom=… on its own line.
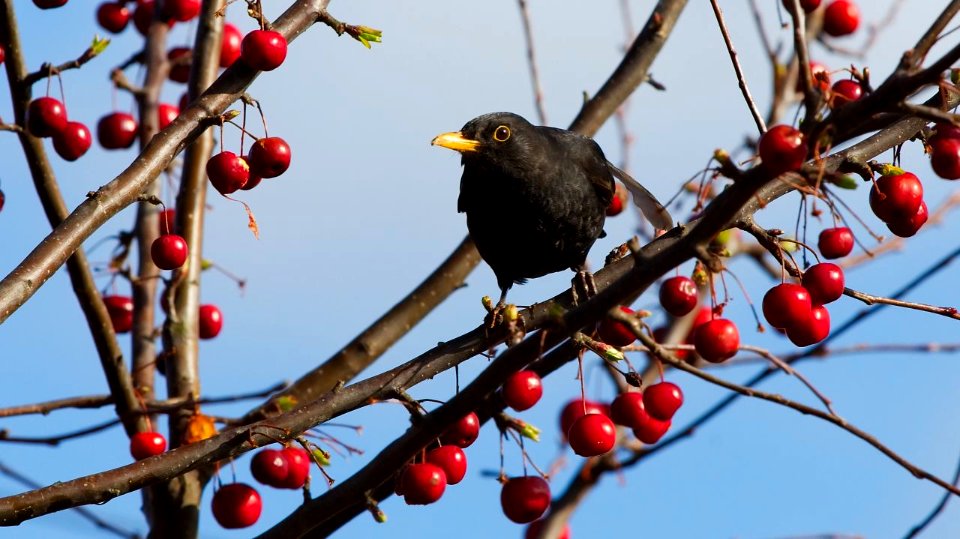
left=571, top=270, right=598, bottom=306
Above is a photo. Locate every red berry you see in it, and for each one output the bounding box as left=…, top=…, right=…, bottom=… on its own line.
left=526, top=520, right=571, bottom=539
left=932, top=123, right=960, bottom=143
left=803, top=263, right=845, bottom=305
left=606, top=182, right=626, bottom=217
left=33, top=0, right=68, bottom=8
left=501, top=370, right=543, bottom=411
left=798, top=61, right=832, bottom=93
left=248, top=136, right=292, bottom=178
left=610, top=392, right=646, bottom=429
left=632, top=413, right=671, bottom=444
left=250, top=448, right=289, bottom=487
left=659, top=276, right=698, bottom=317
left=0, top=189, right=5, bottom=213
left=786, top=305, right=831, bottom=346
left=133, top=0, right=172, bottom=36
left=501, top=476, right=551, bottom=523
left=130, top=431, right=167, bottom=460
left=239, top=156, right=263, bottom=190
left=151, top=234, right=188, bottom=270
left=781, top=0, right=821, bottom=12
left=596, top=305, right=637, bottom=347
left=559, top=398, right=609, bottom=438
left=97, top=2, right=130, bottom=33
left=401, top=463, right=446, bottom=505
left=167, top=47, right=192, bottom=83
left=830, top=79, right=863, bottom=108
left=206, top=151, right=250, bottom=194
left=27, top=97, right=68, bottom=138
left=869, top=172, right=923, bottom=222
left=440, top=412, right=480, bottom=448
left=818, top=227, right=854, bottom=259
left=103, top=294, right=134, bottom=333
left=758, top=125, right=807, bottom=176
left=241, top=30, right=288, bottom=71
left=886, top=200, right=928, bottom=238
left=567, top=413, right=616, bottom=457
left=694, top=318, right=740, bottom=363
left=277, top=446, right=310, bottom=489
left=52, top=121, right=92, bottom=161
left=198, top=304, right=223, bottom=339
left=0, top=45, right=5, bottom=65
left=643, top=382, right=683, bottom=421
left=763, top=283, right=813, bottom=329
left=220, top=23, right=242, bottom=67
left=159, top=0, right=200, bottom=22
left=823, top=0, right=860, bottom=37
left=426, top=445, right=467, bottom=485
left=931, top=137, right=960, bottom=180
left=157, top=103, right=179, bottom=130
left=97, top=112, right=138, bottom=150
left=211, top=483, right=262, bottom=529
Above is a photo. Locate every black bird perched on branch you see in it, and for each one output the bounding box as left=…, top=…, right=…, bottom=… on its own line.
left=432, top=112, right=673, bottom=306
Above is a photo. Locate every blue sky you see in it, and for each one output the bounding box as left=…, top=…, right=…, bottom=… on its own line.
left=1, top=1, right=959, bottom=537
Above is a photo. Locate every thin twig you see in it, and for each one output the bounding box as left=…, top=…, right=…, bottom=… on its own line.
left=516, top=0, right=547, bottom=125
left=844, top=287, right=960, bottom=320
left=709, top=0, right=766, bottom=133
left=0, top=418, right=120, bottom=446
left=903, top=449, right=960, bottom=538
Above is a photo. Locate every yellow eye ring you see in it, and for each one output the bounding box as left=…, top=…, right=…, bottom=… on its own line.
left=493, top=125, right=511, bottom=142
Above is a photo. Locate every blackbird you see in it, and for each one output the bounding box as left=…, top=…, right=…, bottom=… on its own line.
left=432, top=112, right=673, bottom=305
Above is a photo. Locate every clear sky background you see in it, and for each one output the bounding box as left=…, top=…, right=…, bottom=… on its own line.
left=1, top=0, right=959, bottom=538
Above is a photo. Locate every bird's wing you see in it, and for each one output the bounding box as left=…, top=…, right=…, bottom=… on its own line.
left=606, top=161, right=674, bottom=230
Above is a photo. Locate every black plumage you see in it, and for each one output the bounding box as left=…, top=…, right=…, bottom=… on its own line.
left=432, top=112, right=672, bottom=304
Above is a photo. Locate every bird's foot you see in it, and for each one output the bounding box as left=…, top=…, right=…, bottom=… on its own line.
left=571, top=270, right=598, bottom=306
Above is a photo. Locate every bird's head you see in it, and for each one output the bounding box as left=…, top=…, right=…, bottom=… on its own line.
left=431, top=112, right=539, bottom=168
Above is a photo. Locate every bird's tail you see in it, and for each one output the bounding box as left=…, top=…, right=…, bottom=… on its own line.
left=606, top=162, right=674, bottom=230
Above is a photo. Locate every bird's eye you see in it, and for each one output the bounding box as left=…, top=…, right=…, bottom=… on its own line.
left=493, top=125, right=511, bottom=142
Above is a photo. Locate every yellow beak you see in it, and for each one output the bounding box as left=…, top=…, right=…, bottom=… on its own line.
left=431, top=131, right=480, bottom=153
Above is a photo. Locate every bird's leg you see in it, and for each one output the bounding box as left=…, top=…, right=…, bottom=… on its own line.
left=483, top=288, right=511, bottom=329
left=571, top=267, right=597, bottom=306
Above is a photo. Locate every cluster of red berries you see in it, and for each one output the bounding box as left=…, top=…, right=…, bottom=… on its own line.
left=781, top=0, right=860, bottom=38
left=870, top=169, right=927, bottom=238
left=396, top=412, right=477, bottom=505
left=26, top=97, right=92, bottom=161
left=206, top=135, right=291, bottom=195
left=763, top=262, right=844, bottom=347
left=929, top=123, right=960, bottom=180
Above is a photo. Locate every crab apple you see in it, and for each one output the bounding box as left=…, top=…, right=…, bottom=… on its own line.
left=823, top=0, right=860, bottom=37
left=134, top=0, right=173, bottom=36
left=659, top=276, right=698, bottom=317
left=159, top=0, right=200, bottom=22
left=930, top=137, right=960, bottom=180
left=606, top=182, right=627, bottom=216
left=758, top=124, right=807, bottom=176
left=220, top=23, right=242, bottom=67
left=818, top=227, right=854, bottom=259
left=501, top=476, right=551, bottom=523
left=787, top=305, right=831, bottom=346
left=151, top=234, right=188, bottom=270
left=526, top=520, right=571, bottom=539
left=0, top=189, right=5, bottom=213
left=198, top=304, right=223, bottom=339
left=803, top=263, right=845, bottom=305
left=559, top=399, right=609, bottom=438
left=52, top=121, right=92, bottom=161
left=206, top=151, right=249, bottom=194
left=596, top=306, right=637, bottom=347
left=97, top=2, right=130, bottom=33
left=239, top=156, right=263, bottom=190
left=610, top=391, right=646, bottom=429
left=869, top=172, right=923, bottom=222
left=0, top=45, right=5, bottom=65
left=167, top=47, right=192, bottom=83
left=27, top=97, right=68, bottom=138
left=643, top=382, right=684, bottom=421
left=763, top=283, right=813, bottom=329
left=694, top=318, right=740, bottom=363
left=440, top=412, right=480, bottom=448
left=211, top=483, right=262, bottom=529
left=277, top=446, right=310, bottom=489
left=103, top=295, right=134, bottom=333
left=798, top=61, right=832, bottom=93
left=401, top=463, right=446, bottom=505
left=241, top=29, right=288, bottom=71
left=781, top=0, right=821, bottom=12
left=129, top=431, right=167, bottom=460
left=248, top=136, right=292, bottom=178
left=886, top=201, right=928, bottom=238
left=501, top=370, right=543, bottom=411
left=932, top=123, right=960, bottom=143
left=830, top=79, right=863, bottom=108
left=250, top=448, right=289, bottom=488
left=632, top=413, right=671, bottom=444
left=33, top=0, right=68, bottom=8
left=567, top=413, right=616, bottom=457
left=97, top=112, right=138, bottom=150
left=157, top=103, right=179, bottom=130
left=426, top=445, right=467, bottom=485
